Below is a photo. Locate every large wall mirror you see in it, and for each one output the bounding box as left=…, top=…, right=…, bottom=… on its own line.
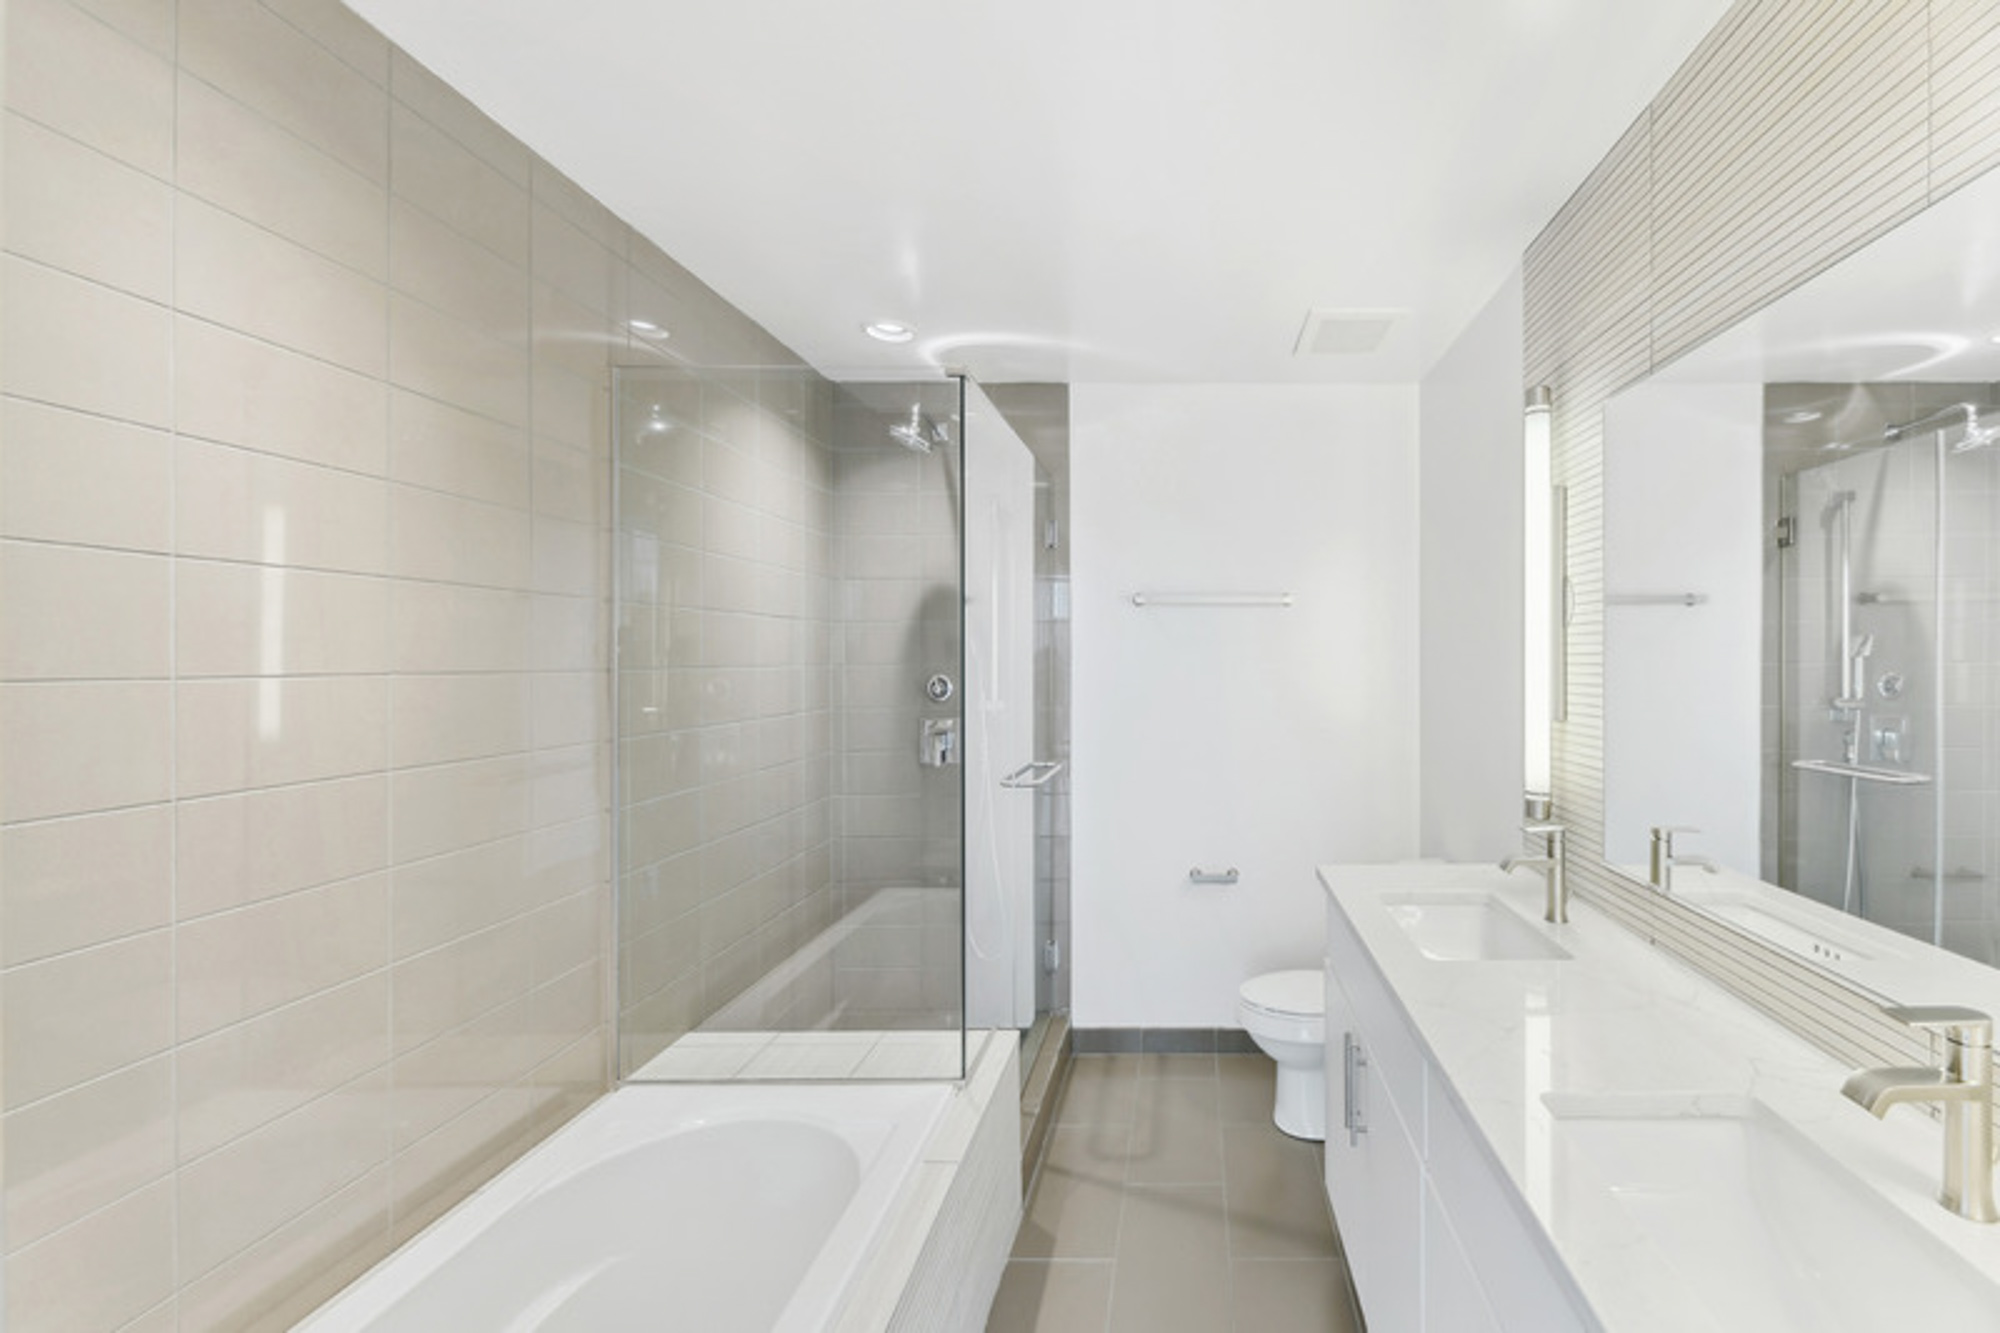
left=1603, top=164, right=2000, bottom=994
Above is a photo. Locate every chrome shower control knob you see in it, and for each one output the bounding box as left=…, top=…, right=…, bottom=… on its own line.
left=925, top=674, right=955, bottom=703
left=1877, top=671, right=1904, bottom=699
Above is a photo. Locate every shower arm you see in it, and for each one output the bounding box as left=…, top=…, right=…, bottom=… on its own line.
left=1884, top=402, right=1975, bottom=442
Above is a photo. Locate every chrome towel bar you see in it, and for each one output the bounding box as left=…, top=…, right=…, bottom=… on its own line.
left=1189, top=867, right=1240, bottom=885
left=1130, top=591, right=1293, bottom=608
left=1605, top=592, right=1708, bottom=607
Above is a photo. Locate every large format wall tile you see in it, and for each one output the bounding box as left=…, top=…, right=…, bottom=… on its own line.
left=0, top=0, right=645, bottom=1323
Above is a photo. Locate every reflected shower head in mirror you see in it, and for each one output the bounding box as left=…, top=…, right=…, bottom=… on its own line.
left=1951, top=411, right=2000, bottom=453
left=888, top=403, right=951, bottom=454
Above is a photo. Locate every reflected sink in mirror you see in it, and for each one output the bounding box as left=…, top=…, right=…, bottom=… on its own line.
left=1380, top=893, right=1571, bottom=962
left=1669, top=888, right=1898, bottom=969
left=1546, top=1094, right=2000, bottom=1330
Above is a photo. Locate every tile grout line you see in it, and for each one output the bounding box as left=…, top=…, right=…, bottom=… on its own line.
left=166, top=0, right=184, bottom=1314
left=1209, top=1062, right=1237, bottom=1326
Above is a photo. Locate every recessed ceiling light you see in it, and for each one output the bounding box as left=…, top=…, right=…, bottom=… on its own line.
left=1780, top=409, right=1824, bottom=424
left=1988, top=332, right=2000, bottom=345
left=863, top=321, right=915, bottom=344
left=628, top=319, right=669, bottom=339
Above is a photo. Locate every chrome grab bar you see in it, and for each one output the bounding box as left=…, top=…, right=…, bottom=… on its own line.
left=1188, top=867, right=1239, bottom=885
left=999, top=760, right=1065, bottom=789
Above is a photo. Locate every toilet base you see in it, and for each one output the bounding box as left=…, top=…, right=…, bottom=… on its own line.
left=1272, top=1061, right=1326, bottom=1141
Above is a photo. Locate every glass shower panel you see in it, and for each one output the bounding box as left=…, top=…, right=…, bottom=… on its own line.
left=612, top=366, right=964, bottom=1082
left=1777, top=444, right=1943, bottom=943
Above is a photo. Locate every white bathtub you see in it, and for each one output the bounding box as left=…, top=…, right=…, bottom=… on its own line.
left=297, top=1080, right=953, bottom=1332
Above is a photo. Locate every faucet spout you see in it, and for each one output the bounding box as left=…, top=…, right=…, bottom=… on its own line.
left=1841, top=1005, right=1997, bottom=1223
left=1500, top=821, right=1568, bottom=924
left=1842, top=1066, right=1986, bottom=1116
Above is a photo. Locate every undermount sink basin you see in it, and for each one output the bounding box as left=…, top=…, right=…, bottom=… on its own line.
left=1380, top=893, right=1571, bottom=962
left=1546, top=1095, right=2000, bottom=1330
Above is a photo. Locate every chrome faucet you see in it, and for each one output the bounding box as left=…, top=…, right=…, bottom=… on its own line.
left=1841, top=1005, right=1998, bottom=1223
left=1501, top=822, right=1569, bottom=924
left=1648, top=825, right=1719, bottom=893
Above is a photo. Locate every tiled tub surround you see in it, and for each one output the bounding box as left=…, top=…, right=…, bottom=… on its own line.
left=299, top=1032, right=1021, bottom=1333
left=1319, top=863, right=2000, bottom=1331
left=0, top=0, right=820, bottom=1325
left=612, top=364, right=844, bottom=1074
left=827, top=386, right=966, bottom=1029
left=615, top=375, right=968, bottom=1079
left=629, top=885, right=963, bottom=1078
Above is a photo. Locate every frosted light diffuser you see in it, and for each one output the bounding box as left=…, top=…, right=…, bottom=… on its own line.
left=1523, top=386, right=1554, bottom=801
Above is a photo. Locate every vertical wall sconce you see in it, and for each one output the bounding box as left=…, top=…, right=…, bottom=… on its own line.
left=1523, top=386, right=1557, bottom=819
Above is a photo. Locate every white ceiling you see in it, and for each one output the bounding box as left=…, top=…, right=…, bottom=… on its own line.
left=345, top=1, right=1735, bottom=385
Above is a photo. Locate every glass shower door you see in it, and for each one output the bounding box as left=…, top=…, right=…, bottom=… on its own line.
left=612, top=366, right=967, bottom=1081
left=1776, top=436, right=1945, bottom=946
left=964, top=383, right=1038, bottom=1031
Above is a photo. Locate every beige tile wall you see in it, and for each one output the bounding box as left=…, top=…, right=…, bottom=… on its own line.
left=613, top=364, right=841, bottom=1070
left=1526, top=0, right=2000, bottom=1091
left=827, top=387, right=964, bottom=1027
left=0, top=0, right=805, bottom=1325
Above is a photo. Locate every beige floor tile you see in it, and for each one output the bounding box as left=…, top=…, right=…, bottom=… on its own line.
left=1015, top=1125, right=1133, bottom=1259
left=1222, top=1124, right=1338, bottom=1259
left=986, top=1260, right=1114, bottom=1333
left=1055, top=1056, right=1142, bottom=1126
left=1108, top=1186, right=1231, bottom=1333
left=1127, top=1075, right=1223, bottom=1185
left=1216, top=1055, right=1278, bottom=1124
left=1135, top=1051, right=1216, bottom=1080
left=1227, top=1258, right=1360, bottom=1332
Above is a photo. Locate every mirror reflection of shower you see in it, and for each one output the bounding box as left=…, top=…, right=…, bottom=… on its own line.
left=1768, top=387, right=2000, bottom=959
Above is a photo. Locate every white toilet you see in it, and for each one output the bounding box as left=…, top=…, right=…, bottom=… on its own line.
left=1238, top=969, right=1327, bottom=1140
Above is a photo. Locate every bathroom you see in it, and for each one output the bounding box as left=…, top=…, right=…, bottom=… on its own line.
left=9, top=0, right=2000, bottom=1330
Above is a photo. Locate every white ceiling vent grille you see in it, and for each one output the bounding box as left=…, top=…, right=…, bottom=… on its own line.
left=1294, top=308, right=1399, bottom=356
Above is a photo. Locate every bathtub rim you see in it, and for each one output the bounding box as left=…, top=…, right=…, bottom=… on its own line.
left=292, top=1076, right=954, bottom=1332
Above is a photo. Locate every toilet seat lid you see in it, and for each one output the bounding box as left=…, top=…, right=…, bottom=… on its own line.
left=1240, top=970, right=1323, bottom=1017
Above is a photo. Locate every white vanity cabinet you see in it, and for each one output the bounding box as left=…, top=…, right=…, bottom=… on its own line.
left=1322, top=964, right=1423, bottom=1331
left=1324, top=901, right=1593, bottom=1333
left=1424, top=1182, right=1503, bottom=1333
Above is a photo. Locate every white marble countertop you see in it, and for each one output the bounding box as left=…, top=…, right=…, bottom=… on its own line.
left=1319, top=861, right=2000, bottom=1332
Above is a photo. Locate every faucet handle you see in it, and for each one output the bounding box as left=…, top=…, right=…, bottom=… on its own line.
left=1884, top=1005, right=1993, bottom=1048
left=1521, top=821, right=1566, bottom=837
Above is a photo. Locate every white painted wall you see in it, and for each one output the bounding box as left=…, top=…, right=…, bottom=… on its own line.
left=1602, top=381, right=1763, bottom=872
left=1071, top=385, right=1421, bottom=1027
left=1418, top=271, right=1525, bottom=860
